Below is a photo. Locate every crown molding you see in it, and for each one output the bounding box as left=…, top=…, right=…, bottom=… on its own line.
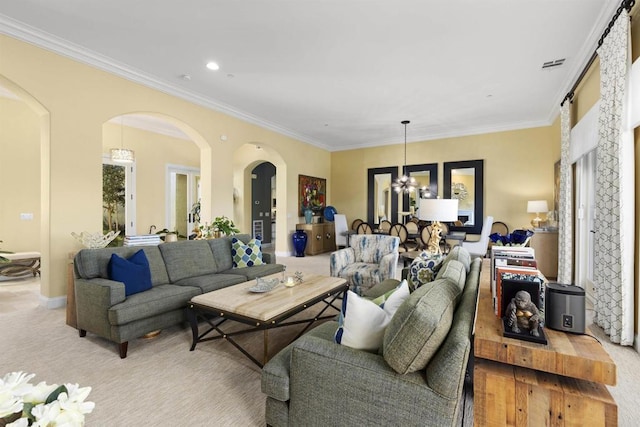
left=0, top=14, right=330, bottom=149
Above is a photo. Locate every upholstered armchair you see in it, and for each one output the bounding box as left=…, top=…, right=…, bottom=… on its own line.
left=329, top=234, right=399, bottom=295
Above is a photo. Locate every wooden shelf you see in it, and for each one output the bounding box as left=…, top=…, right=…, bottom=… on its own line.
left=475, top=258, right=616, bottom=385
left=474, top=259, right=618, bottom=426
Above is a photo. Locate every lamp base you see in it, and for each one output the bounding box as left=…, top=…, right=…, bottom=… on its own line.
left=426, top=221, right=443, bottom=255
left=530, top=215, right=542, bottom=228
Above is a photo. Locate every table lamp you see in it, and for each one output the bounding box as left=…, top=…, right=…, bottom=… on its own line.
left=527, top=200, right=549, bottom=228
left=419, top=198, right=459, bottom=255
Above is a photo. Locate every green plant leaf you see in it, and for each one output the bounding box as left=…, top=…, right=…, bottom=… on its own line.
left=45, top=385, right=68, bottom=404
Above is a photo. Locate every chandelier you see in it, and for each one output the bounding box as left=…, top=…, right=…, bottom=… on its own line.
left=110, top=117, right=135, bottom=163
left=392, top=120, right=419, bottom=193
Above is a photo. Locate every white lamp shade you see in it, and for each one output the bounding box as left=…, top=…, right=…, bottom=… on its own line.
left=419, top=199, right=459, bottom=222
left=527, top=200, right=549, bottom=213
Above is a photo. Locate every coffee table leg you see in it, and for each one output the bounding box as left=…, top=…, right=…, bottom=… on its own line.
left=187, top=304, right=199, bottom=351
left=263, top=329, right=269, bottom=366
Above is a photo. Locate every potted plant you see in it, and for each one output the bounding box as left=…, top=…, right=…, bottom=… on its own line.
left=1, top=239, right=12, bottom=263
left=211, top=216, right=239, bottom=237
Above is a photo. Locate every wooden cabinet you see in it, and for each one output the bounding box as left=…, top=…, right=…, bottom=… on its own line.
left=296, top=223, right=335, bottom=255
left=529, top=230, right=559, bottom=279
left=474, top=259, right=617, bottom=426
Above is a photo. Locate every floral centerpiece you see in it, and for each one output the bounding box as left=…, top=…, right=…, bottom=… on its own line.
left=0, top=372, right=94, bottom=426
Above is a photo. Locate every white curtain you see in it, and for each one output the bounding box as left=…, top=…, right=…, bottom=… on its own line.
left=558, top=103, right=573, bottom=284
left=594, top=11, right=635, bottom=345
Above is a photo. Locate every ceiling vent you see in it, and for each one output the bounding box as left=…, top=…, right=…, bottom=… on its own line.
left=542, top=59, right=566, bottom=69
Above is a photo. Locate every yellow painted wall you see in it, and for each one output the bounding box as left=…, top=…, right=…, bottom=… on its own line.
left=0, top=97, right=41, bottom=252
left=331, top=125, right=560, bottom=233
left=0, top=34, right=330, bottom=302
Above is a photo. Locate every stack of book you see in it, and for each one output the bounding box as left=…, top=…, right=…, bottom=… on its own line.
left=123, top=234, right=162, bottom=246
left=490, top=246, right=545, bottom=322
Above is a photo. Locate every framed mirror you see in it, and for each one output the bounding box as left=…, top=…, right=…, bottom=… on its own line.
left=367, top=166, right=398, bottom=226
left=401, top=163, right=438, bottom=219
left=444, top=159, right=484, bottom=234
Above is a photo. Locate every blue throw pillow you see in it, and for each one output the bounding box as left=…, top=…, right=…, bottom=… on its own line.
left=108, top=250, right=153, bottom=296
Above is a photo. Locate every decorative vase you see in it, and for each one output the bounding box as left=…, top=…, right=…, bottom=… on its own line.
left=304, top=208, right=313, bottom=224
left=292, top=230, right=308, bottom=257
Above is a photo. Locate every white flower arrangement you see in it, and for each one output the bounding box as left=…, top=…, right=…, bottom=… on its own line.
left=0, top=372, right=94, bottom=426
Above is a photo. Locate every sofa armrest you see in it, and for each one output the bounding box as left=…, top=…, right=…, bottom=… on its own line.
left=329, top=248, right=355, bottom=276
left=286, top=334, right=453, bottom=426
left=74, top=278, right=126, bottom=339
left=262, top=252, right=274, bottom=264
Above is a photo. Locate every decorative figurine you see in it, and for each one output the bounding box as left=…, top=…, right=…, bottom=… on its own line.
left=505, top=290, right=541, bottom=337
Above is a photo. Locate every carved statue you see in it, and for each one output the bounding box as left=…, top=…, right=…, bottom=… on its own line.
left=505, top=290, right=540, bottom=337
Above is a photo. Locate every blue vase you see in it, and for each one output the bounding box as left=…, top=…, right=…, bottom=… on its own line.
left=292, top=230, right=308, bottom=257
left=304, top=208, right=313, bottom=224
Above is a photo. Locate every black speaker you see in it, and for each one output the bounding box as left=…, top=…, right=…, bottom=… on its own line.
left=545, top=282, right=585, bottom=334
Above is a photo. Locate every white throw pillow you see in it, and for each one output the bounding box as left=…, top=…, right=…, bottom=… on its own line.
left=334, top=280, right=410, bottom=351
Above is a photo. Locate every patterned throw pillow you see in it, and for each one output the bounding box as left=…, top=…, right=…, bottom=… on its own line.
left=334, top=280, right=410, bottom=351
left=232, top=237, right=264, bottom=268
left=408, top=252, right=443, bottom=292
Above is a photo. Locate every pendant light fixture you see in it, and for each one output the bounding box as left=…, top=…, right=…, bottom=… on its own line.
left=392, top=120, right=418, bottom=193
left=110, top=116, right=135, bottom=163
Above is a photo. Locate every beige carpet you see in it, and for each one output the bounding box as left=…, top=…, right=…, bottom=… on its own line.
left=2, top=254, right=639, bottom=426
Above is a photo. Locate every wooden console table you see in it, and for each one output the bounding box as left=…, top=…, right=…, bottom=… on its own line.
left=296, top=223, right=335, bottom=255
left=474, top=259, right=617, bottom=426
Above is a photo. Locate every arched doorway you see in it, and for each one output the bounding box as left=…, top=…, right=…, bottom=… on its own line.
left=102, top=113, right=206, bottom=239
left=251, top=162, right=276, bottom=244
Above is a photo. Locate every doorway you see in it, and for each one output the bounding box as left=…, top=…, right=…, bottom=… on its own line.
left=251, top=162, right=276, bottom=244
left=574, top=150, right=596, bottom=300
left=166, top=165, right=200, bottom=238
left=102, top=156, right=136, bottom=239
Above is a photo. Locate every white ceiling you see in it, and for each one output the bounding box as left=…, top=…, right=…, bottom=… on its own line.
left=0, top=1, right=620, bottom=151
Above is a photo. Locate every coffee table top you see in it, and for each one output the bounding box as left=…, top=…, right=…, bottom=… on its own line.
left=190, top=273, right=347, bottom=323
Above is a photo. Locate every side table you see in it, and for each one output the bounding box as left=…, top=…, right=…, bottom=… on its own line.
left=474, top=259, right=617, bottom=426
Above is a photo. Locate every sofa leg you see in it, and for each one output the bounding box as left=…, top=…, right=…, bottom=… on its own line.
left=119, top=342, right=128, bottom=359
left=79, top=329, right=86, bottom=337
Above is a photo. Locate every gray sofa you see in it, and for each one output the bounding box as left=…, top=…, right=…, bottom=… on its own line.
left=73, top=234, right=284, bottom=358
left=261, top=246, right=481, bottom=427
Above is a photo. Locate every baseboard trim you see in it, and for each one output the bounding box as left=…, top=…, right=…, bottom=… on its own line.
left=275, top=251, right=294, bottom=258
left=39, top=294, right=66, bottom=309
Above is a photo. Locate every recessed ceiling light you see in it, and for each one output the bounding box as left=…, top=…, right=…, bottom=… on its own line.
left=206, top=61, right=220, bottom=71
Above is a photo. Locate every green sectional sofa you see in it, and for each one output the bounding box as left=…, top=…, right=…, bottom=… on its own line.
left=73, top=234, right=283, bottom=358
left=261, top=246, right=481, bottom=427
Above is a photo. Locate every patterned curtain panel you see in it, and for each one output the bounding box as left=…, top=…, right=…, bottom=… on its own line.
left=594, top=11, right=634, bottom=345
left=558, top=103, right=573, bottom=284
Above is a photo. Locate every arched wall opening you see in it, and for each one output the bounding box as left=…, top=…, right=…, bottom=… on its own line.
left=0, top=74, right=51, bottom=300
left=101, top=112, right=208, bottom=238
left=233, top=143, right=289, bottom=255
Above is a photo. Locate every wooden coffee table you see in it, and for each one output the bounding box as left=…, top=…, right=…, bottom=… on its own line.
left=187, top=273, right=347, bottom=367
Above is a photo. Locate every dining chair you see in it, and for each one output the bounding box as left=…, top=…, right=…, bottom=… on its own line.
left=333, top=214, right=349, bottom=248
left=462, top=216, right=494, bottom=258
left=379, top=219, right=392, bottom=233
left=356, top=222, right=373, bottom=234
left=351, top=218, right=364, bottom=231
left=389, top=223, right=414, bottom=252
left=418, top=225, right=431, bottom=250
